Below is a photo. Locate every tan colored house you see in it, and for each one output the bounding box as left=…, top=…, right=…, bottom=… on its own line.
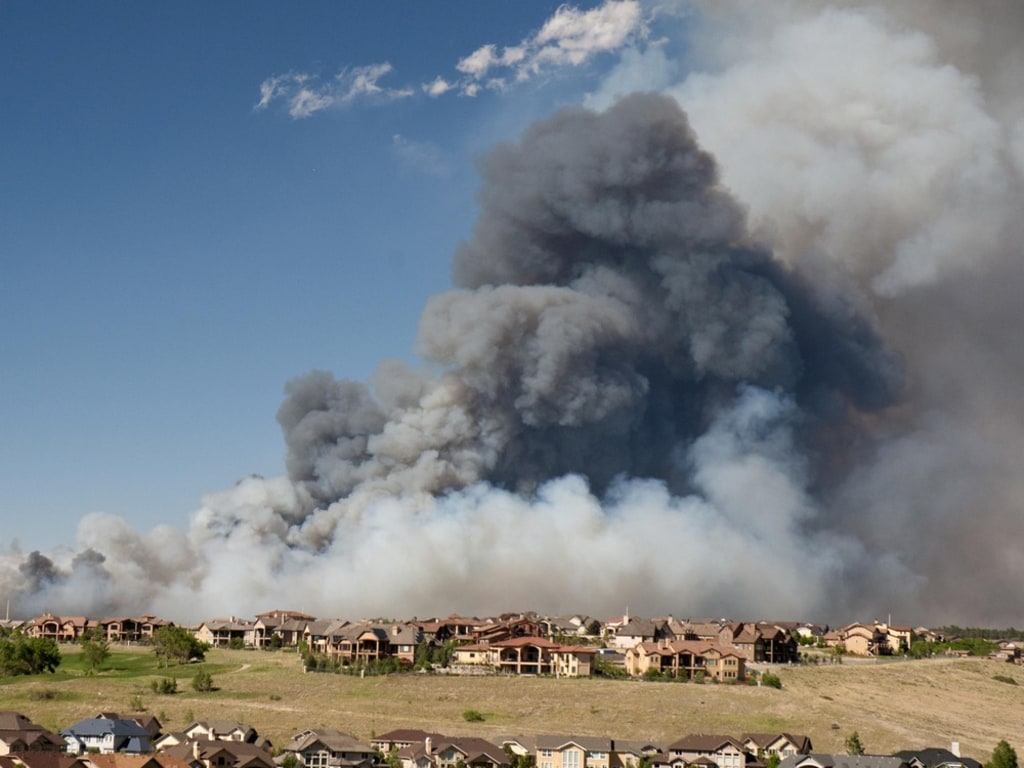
left=453, top=637, right=595, bottom=676
left=431, top=739, right=509, bottom=768
left=667, top=736, right=748, bottom=768
left=625, top=640, right=745, bottom=681
left=740, top=735, right=812, bottom=759
left=181, top=723, right=257, bottom=745
left=162, top=741, right=274, bottom=768
left=536, top=737, right=614, bottom=768
left=193, top=619, right=253, bottom=648
left=277, top=729, right=375, bottom=768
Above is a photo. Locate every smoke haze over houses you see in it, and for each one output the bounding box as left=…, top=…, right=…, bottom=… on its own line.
left=2, top=1, right=1024, bottom=625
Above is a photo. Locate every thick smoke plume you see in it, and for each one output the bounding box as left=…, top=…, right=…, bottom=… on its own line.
left=3, top=1, right=1023, bottom=625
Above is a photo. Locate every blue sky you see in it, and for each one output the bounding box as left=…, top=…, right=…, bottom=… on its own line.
left=0, top=1, right=668, bottom=551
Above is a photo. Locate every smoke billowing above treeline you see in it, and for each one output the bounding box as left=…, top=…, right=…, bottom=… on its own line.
left=4, top=1, right=1024, bottom=625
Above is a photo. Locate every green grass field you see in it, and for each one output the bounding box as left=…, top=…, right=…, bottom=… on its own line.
left=1, top=646, right=1020, bottom=763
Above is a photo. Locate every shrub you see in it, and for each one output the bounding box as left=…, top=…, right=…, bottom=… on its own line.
left=192, top=667, right=214, bottom=692
left=150, top=677, right=178, bottom=695
left=462, top=709, right=485, bottom=722
left=761, top=672, right=782, bottom=689
left=993, top=674, right=1018, bottom=685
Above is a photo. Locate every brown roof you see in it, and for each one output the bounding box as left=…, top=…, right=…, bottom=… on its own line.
left=668, top=735, right=744, bottom=752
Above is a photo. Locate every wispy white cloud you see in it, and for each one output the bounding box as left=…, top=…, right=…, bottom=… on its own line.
left=257, top=1, right=646, bottom=115
left=440, top=0, right=647, bottom=96
left=255, top=62, right=413, bottom=118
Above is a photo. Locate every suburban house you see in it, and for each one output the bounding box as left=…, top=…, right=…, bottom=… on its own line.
left=180, top=723, right=259, bottom=746
left=162, top=741, right=274, bottom=768
left=0, top=711, right=66, bottom=755
left=535, top=736, right=613, bottom=768
left=451, top=636, right=596, bottom=676
left=194, top=619, right=253, bottom=648
left=61, top=716, right=154, bottom=755
left=741, top=735, right=813, bottom=760
left=277, top=730, right=376, bottom=768
left=667, top=736, right=749, bottom=768
left=0, top=755, right=91, bottom=768
left=778, top=756, right=909, bottom=768
left=431, top=738, right=509, bottom=768
left=249, top=610, right=317, bottom=649
left=369, top=732, right=445, bottom=755
left=625, top=641, right=746, bottom=681
left=892, top=747, right=981, bottom=768
left=609, top=618, right=671, bottom=650
left=317, top=622, right=422, bottom=666
left=84, top=755, right=193, bottom=768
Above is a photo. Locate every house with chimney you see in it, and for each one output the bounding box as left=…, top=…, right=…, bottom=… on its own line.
left=193, top=619, right=253, bottom=648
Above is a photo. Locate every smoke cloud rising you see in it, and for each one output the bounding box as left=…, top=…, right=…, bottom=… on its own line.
left=3, top=1, right=1023, bottom=625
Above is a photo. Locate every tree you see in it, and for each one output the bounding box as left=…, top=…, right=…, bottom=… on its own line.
left=152, top=626, right=208, bottom=666
left=0, top=633, right=61, bottom=675
left=82, top=636, right=111, bottom=672
left=767, top=755, right=781, bottom=768
left=845, top=732, right=865, bottom=756
left=987, top=741, right=1018, bottom=768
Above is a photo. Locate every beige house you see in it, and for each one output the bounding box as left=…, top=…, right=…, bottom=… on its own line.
left=667, top=736, right=748, bottom=768
left=625, top=640, right=745, bottom=681
left=740, top=734, right=812, bottom=759
left=194, top=619, right=253, bottom=648
left=452, top=637, right=595, bottom=676
left=536, top=737, right=614, bottom=768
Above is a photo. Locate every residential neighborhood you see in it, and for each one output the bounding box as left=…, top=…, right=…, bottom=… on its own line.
left=8, top=610, right=1020, bottom=681
left=0, top=710, right=985, bottom=768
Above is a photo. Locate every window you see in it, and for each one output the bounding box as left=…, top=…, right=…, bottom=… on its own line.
left=564, top=751, right=581, bottom=768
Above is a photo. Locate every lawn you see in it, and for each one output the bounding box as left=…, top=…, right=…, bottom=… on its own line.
left=1, top=646, right=1020, bottom=763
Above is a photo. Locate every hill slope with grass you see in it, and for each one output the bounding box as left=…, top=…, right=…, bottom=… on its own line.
left=2, top=647, right=1019, bottom=761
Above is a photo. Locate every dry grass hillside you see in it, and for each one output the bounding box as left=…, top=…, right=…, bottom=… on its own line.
left=2, top=647, right=1022, bottom=762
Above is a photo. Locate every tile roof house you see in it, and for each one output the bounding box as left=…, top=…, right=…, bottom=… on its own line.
left=626, top=641, right=745, bottom=682
left=740, top=736, right=812, bottom=759
left=277, top=730, right=376, bottom=768
left=181, top=723, right=258, bottom=745
left=162, top=741, right=274, bottom=768
left=452, top=637, right=596, bottom=676
left=0, top=712, right=67, bottom=755
left=431, top=738, right=509, bottom=768
left=778, top=756, right=910, bottom=768
left=891, top=748, right=981, bottom=768
left=536, top=737, right=614, bottom=768
left=667, top=735, right=749, bottom=768
left=0, top=755, right=90, bottom=768
left=369, top=732, right=445, bottom=756
left=61, top=716, right=154, bottom=755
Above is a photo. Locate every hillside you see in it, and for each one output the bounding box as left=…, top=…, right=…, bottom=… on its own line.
left=2, top=647, right=1020, bottom=761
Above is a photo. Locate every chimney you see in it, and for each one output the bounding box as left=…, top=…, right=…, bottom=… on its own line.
left=951, top=742, right=961, bottom=758
left=193, top=741, right=201, bottom=761
left=425, top=737, right=433, bottom=756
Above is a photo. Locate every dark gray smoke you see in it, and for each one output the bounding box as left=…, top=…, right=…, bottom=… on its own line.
left=280, top=94, right=900, bottom=511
